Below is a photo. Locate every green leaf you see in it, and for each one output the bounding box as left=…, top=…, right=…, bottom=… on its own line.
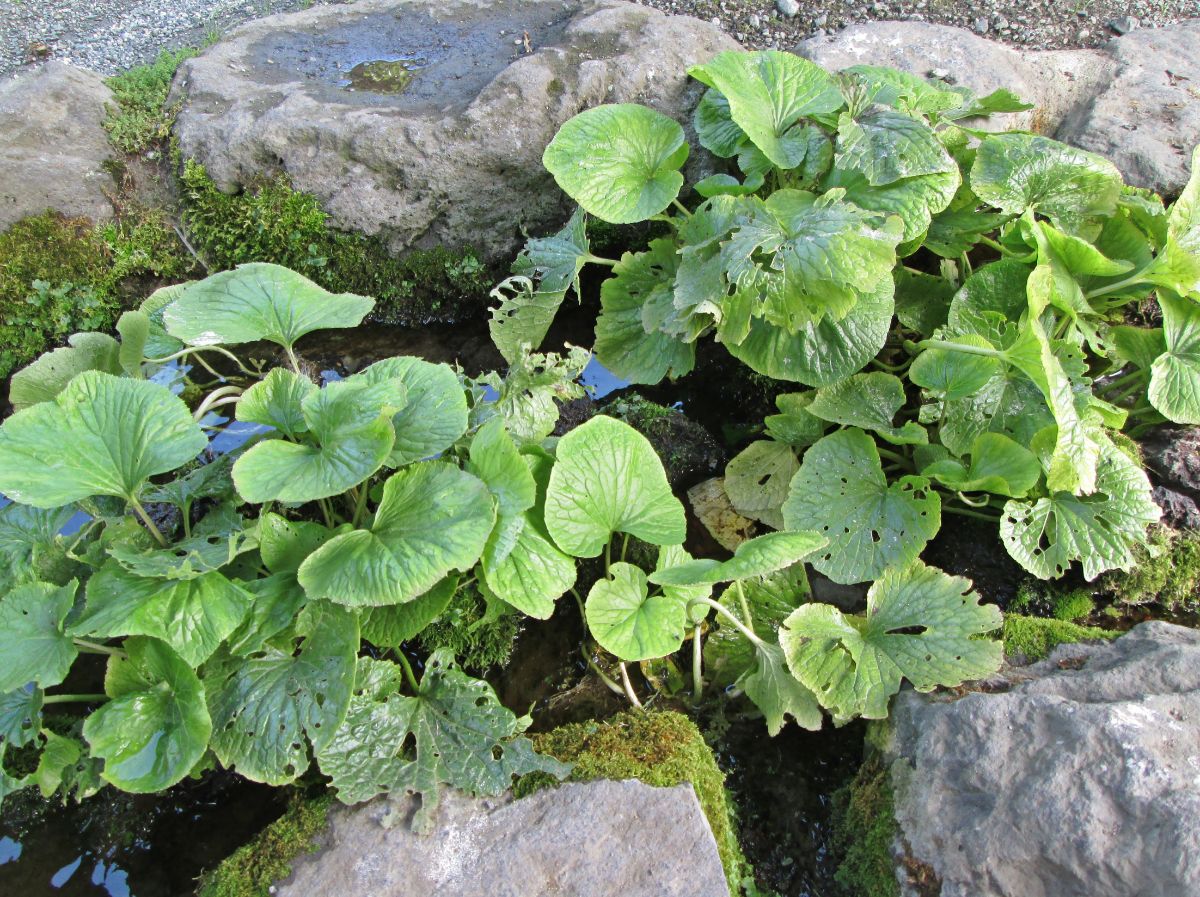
left=764, top=391, right=828, bottom=448
left=688, top=51, right=843, bottom=169
left=545, top=415, right=685, bottom=557
left=31, top=731, right=82, bottom=798
left=236, top=367, right=317, bottom=438
left=725, top=278, right=895, bottom=385
left=0, top=686, right=44, bottom=749
left=703, top=563, right=811, bottom=689
left=1142, top=147, right=1200, bottom=296
left=722, top=190, right=903, bottom=329
left=116, top=310, right=151, bottom=377
left=83, top=637, right=212, bottom=792
left=741, top=641, right=823, bottom=734
left=585, top=562, right=687, bottom=661
left=920, top=433, right=1041, bottom=497
left=842, top=65, right=966, bottom=117
left=594, top=239, right=696, bottom=384
left=650, top=531, right=826, bottom=585
left=723, top=439, right=799, bottom=531
left=207, top=601, right=358, bottom=784
left=481, top=514, right=576, bottom=620
left=910, top=335, right=1002, bottom=401
left=298, top=462, right=494, bottom=607
left=487, top=277, right=567, bottom=367
left=835, top=109, right=957, bottom=186
left=163, top=263, right=374, bottom=351
left=1149, top=291, right=1200, bottom=424
left=808, top=372, right=928, bottom=444
left=780, top=561, right=1002, bottom=720
left=655, top=543, right=713, bottom=625
left=360, top=576, right=459, bottom=647
left=782, top=429, right=941, bottom=585
left=107, top=503, right=254, bottom=580
left=542, top=104, right=688, bottom=224
left=78, top=564, right=252, bottom=667
left=469, top=418, right=537, bottom=541
left=351, top=357, right=469, bottom=466
left=232, top=377, right=404, bottom=503
left=8, top=332, right=122, bottom=410
left=970, top=134, right=1123, bottom=236
left=823, top=166, right=959, bottom=244
left=0, top=581, right=78, bottom=693
left=258, top=513, right=340, bottom=576
left=226, top=573, right=308, bottom=656
left=0, top=371, right=207, bottom=507
left=0, top=503, right=75, bottom=593
left=144, top=455, right=236, bottom=517
left=1110, top=325, right=1165, bottom=372
left=1000, top=438, right=1160, bottom=580
left=513, top=206, right=591, bottom=297
left=138, top=282, right=188, bottom=358
left=693, top=88, right=747, bottom=158
left=317, top=653, right=569, bottom=831
left=475, top=346, right=588, bottom=446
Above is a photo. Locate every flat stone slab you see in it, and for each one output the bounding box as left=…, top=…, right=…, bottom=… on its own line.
left=0, top=61, right=116, bottom=228
left=274, top=780, right=730, bottom=897
left=171, top=0, right=737, bottom=265
left=797, top=20, right=1200, bottom=197
left=884, top=621, right=1200, bottom=897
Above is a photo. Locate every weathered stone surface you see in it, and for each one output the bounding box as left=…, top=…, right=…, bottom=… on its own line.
left=1057, top=21, right=1200, bottom=198
left=1141, top=426, right=1200, bottom=530
left=884, top=622, right=1200, bottom=897
left=274, top=780, right=730, bottom=897
left=171, top=0, right=738, bottom=265
left=794, top=21, right=1113, bottom=135
left=796, top=20, right=1200, bottom=196
left=0, top=62, right=116, bottom=229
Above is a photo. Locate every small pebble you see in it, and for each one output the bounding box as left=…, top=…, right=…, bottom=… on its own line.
left=814, top=11, right=828, bottom=27
left=776, top=0, right=801, bottom=18
left=973, top=16, right=989, bottom=33
left=747, top=13, right=761, bottom=28
left=1109, top=15, right=1139, bottom=34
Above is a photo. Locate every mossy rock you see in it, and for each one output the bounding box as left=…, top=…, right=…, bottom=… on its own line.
left=516, top=710, right=755, bottom=896
left=1101, top=527, right=1200, bottom=614
left=831, top=754, right=900, bottom=897
left=197, top=792, right=332, bottom=897
left=1002, top=614, right=1119, bottom=662
left=601, top=394, right=726, bottom=489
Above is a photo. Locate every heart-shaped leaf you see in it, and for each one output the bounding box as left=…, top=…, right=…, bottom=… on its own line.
left=1149, top=291, right=1200, bottom=423
left=545, top=415, right=685, bottom=557
left=543, top=104, right=688, bottom=224
left=8, top=332, right=122, bottom=410
left=0, top=371, right=207, bottom=507
left=0, top=581, right=78, bottom=693
left=350, top=357, right=468, bottom=466
left=163, top=263, right=374, bottom=351
left=585, top=562, right=687, bottom=661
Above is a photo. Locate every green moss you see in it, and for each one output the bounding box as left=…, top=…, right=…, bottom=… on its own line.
left=516, top=710, right=755, bottom=896
left=104, top=48, right=199, bottom=154
left=178, top=160, right=491, bottom=324
left=197, top=793, right=331, bottom=897
left=0, top=209, right=193, bottom=378
left=415, top=583, right=521, bottom=672
left=1101, top=527, right=1200, bottom=613
left=1050, top=589, right=1094, bottom=622
left=831, top=755, right=899, bottom=897
left=1002, top=614, right=1119, bottom=662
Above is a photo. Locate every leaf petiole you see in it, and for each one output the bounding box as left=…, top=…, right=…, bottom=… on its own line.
left=129, top=496, right=168, bottom=546
left=687, top=595, right=766, bottom=650
left=73, top=638, right=126, bottom=658
left=43, top=693, right=108, bottom=705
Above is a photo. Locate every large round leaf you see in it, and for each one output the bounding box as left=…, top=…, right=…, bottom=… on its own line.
left=298, top=462, right=494, bottom=607
left=782, top=428, right=941, bottom=585
left=780, top=561, right=1003, bottom=720
left=725, top=280, right=895, bottom=385
left=0, top=371, right=207, bottom=507
left=8, top=332, right=121, bottom=410
left=545, top=415, right=685, bottom=558
left=350, top=357, right=469, bottom=466
left=0, top=581, right=78, bottom=693
left=543, top=104, right=688, bottom=224
left=163, top=263, right=374, bottom=350
left=82, top=638, right=211, bottom=793
left=585, top=563, right=686, bottom=661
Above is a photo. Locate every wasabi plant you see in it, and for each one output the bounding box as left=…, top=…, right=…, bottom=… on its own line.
left=492, top=50, right=1198, bottom=586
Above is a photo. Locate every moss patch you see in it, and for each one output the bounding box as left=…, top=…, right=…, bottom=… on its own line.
left=831, top=755, right=899, bottom=897
left=1101, top=528, right=1200, bottom=613
left=1002, top=614, right=1119, bottom=662
left=178, top=160, right=491, bottom=325
left=0, top=210, right=192, bottom=379
left=515, top=710, right=754, bottom=895
left=196, top=792, right=331, bottom=897
left=415, top=582, right=521, bottom=673
left=104, top=47, right=199, bottom=155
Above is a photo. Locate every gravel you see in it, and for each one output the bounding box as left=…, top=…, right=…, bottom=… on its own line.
left=0, top=0, right=1198, bottom=80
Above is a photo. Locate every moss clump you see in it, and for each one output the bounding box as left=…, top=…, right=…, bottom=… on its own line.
left=831, top=755, right=899, bottom=897
left=178, top=160, right=490, bottom=324
left=104, top=47, right=199, bottom=154
left=1101, top=528, right=1200, bottom=613
left=515, top=710, right=754, bottom=896
left=197, top=793, right=331, bottom=897
left=415, top=583, right=522, bottom=673
left=1002, top=614, right=1119, bottom=662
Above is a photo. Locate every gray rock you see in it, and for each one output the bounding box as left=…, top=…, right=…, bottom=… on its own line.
left=973, top=16, right=989, bottom=34
left=1057, top=21, right=1200, bottom=197
left=1140, top=426, right=1200, bottom=529
left=171, top=0, right=738, bottom=266
left=1109, top=15, right=1140, bottom=34
left=777, top=0, right=800, bottom=18
left=884, top=622, right=1200, bottom=897
left=274, top=780, right=730, bottom=897
left=794, top=21, right=1114, bottom=135
left=0, top=61, right=116, bottom=229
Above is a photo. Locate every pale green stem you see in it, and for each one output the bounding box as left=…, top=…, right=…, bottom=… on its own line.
left=583, top=253, right=618, bottom=268
left=618, top=662, right=643, bottom=709
left=587, top=657, right=624, bottom=696
left=394, top=650, right=421, bottom=693
left=735, top=581, right=754, bottom=631
left=671, top=198, right=693, bottom=219
left=42, top=693, right=108, bottom=705
left=621, top=533, right=629, bottom=563
left=918, top=338, right=1004, bottom=360
left=73, top=638, right=126, bottom=658
left=688, top=596, right=766, bottom=649
left=1084, top=270, right=1153, bottom=302
left=943, top=505, right=1001, bottom=523
left=691, top=624, right=704, bottom=706
left=129, top=496, right=167, bottom=546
